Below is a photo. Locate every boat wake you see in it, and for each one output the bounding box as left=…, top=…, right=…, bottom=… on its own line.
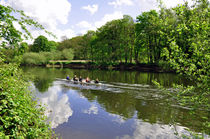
left=55, top=78, right=163, bottom=98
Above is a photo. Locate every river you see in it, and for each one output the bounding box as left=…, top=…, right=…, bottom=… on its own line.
left=21, top=66, right=209, bottom=139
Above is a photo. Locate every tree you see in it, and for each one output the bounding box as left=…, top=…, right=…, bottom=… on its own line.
left=57, top=35, right=88, bottom=60
left=48, top=40, right=58, bottom=51
left=89, top=16, right=135, bottom=63
left=120, top=15, right=135, bottom=63
left=62, top=48, right=74, bottom=60
left=0, top=5, right=49, bottom=49
left=83, top=30, right=96, bottom=60
left=155, top=1, right=210, bottom=136
left=18, top=42, right=29, bottom=55
left=136, top=10, right=161, bottom=63
left=31, top=35, right=50, bottom=52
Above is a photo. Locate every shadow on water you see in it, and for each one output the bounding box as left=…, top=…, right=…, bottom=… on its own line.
left=22, top=66, right=209, bottom=139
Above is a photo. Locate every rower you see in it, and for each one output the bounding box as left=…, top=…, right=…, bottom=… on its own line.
left=86, top=77, right=90, bottom=83
left=95, top=78, right=99, bottom=84
left=79, top=76, right=83, bottom=82
left=66, top=75, right=70, bottom=80
left=73, top=75, right=78, bottom=81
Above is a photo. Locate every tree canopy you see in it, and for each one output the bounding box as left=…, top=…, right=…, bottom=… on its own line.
left=31, top=35, right=57, bottom=52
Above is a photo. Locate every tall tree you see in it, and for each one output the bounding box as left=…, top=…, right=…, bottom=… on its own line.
left=83, top=30, right=96, bottom=60
left=120, top=15, right=135, bottom=63
left=31, top=35, right=50, bottom=52
left=136, top=10, right=160, bottom=63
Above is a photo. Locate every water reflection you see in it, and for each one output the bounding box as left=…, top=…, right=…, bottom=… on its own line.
left=34, top=83, right=73, bottom=128
left=109, top=113, right=127, bottom=124
left=83, top=103, right=98, bottom=115
left=117, top=119, right=189, bottom=139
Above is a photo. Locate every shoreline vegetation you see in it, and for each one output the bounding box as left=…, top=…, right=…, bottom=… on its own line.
left=0, top=63, right=54, bottom=138
left=0, top=5, right=55, bottom=138
left=22, top=60, right=173, bottom=73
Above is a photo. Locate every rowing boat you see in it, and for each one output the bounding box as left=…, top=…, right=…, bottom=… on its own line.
left=57, top=78, right=101, bottom=85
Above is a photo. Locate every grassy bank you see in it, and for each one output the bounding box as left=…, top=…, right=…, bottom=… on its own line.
left=0, top=63, right=54, bottom=138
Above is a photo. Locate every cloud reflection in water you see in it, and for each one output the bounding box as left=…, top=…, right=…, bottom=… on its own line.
left=34, top=83, right=73, bottom=128
left=83, top=104, right=98, bottom=115
left=116, top=119, right=190, bottom=139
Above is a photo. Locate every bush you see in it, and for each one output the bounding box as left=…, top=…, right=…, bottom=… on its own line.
left=51, top=51, right=63, bottom=60
left=0, top=49, right=16, bottom=62
left=40, top=52, right=54, bottom=62
left=0, top=63, right=53, bottom=138
left=21, top=49, right=74, bottom=65
left=22, top=52, right=47, bottom=65
left=157, top=60, right=172, bottom=71
left=62, top=48, right=74, bottom=60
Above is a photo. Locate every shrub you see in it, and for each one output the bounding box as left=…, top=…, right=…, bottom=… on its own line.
left=40, top=52, right=54, bottom=62
left=62, top=48, right=74, bottom=60
left=0, top=49, right=16, bottom=62
left=0, top=63, right=53, bottom=138
left=21, top=49, right=74, bottom=65
left=22, top=52, right=47, bottom=65
left=51, top=51, right=63, bottom=60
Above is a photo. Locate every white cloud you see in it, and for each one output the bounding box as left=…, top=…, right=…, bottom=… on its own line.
left=134, top=0, right=194, bottom=12
left=76, top=21, right=92, bottom=29
left=4, top=0, right=72, bottom=42
left=6, top=0, right=71, bottom=29
left=161, top=0, right=194, bottom=8
left=0, top=0, right=7, bottom=5
left=25, top=28, right=75, bottom=44
left=95, top=11, right=123, bottom=28
left=75, top=11, right=124, bottom=35
left=134, top=0, right=158, bottom=12
left=82, top=4, right=98, bottom=15
left=52, top=28, right=76, bottom=41
left=109, top=0, right=134, bottom=7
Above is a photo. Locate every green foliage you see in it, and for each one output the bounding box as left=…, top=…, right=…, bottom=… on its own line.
left=22, top=52, right=47, bottom=65
left=57, top=35, right=87, bottom=60
left=22, top=48, right=74, bottom=65
left=48, top=41, right=58, bottom=51
left=30, top=36, right=58, bottom=53
left=40, top=51, right=54, bottom=62
left=31, top=35, right=50, bottom=52
left=0, top=48, right=16, bottom=62
left=135, top=10, right=161, bottom=63
left=0, top=5, right=54, bottom=138
left=51, top=51, right=63, bottom=60
left=18, top=42, right=29, bottom=55
left=62, top=48, right=74, bottom=60
left=0, top=5, right=44, bottom=48
left=89, top=15, right=135, bottom=63
left=0, top=63, right=53, bottom=138
left=0, top=42, right=28, bottom=63
left=138, top=0, right=210, bottom=136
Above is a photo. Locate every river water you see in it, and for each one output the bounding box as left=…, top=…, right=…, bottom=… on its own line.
left=22, top=67, right=209, bottom=139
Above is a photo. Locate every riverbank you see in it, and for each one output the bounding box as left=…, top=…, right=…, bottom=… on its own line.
left=0, top=63, right=53, bottom=138
left=44, top=60, right=173, bottom=73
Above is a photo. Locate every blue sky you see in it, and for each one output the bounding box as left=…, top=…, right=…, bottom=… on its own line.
left=1, top=0, right=193, bottom=43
